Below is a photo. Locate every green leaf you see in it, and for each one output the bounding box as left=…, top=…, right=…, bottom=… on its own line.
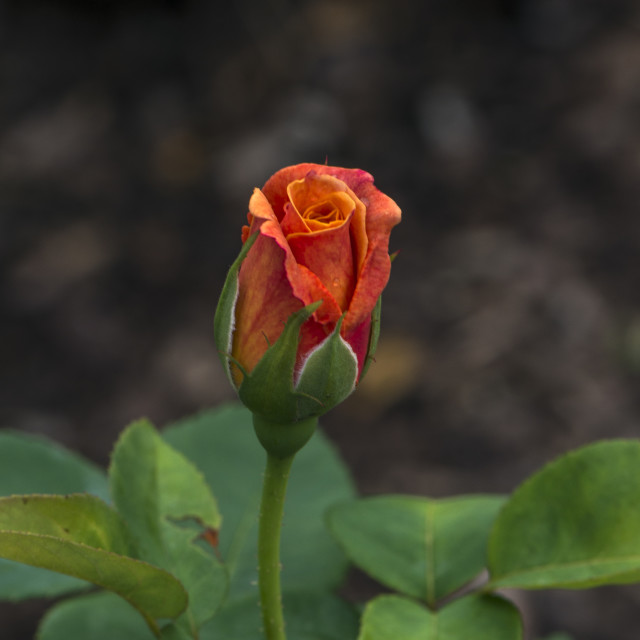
left=0, top=430, right=109, bottom=500
left=327, top=494, right=505, bottom=605
left=0, top=494, right=131, bottom=551
left=38, top=589, right=359, bottom=640
left=163, top=404, right=356, bottom=601
left=488, top=439, right=640, bottom=590
left=37, top=591, right=154, bottom=640
left=159, top=620, right=196, bottom=640
left=0, top=494, right=187, bottom=629
left=0, top=430, right=110, bottom=601
left=109, top=420, right=227, bottom=633
left=202, top=591, right=359, bottom=640
left=109, top=420, right=221, bottom=555
left=357, top=594, right=522, bottom=640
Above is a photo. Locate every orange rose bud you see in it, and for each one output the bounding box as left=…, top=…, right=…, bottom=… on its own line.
left=214, top=163, right=401, bottom=424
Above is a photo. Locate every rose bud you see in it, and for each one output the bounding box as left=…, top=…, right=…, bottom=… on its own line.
left=214, top=163, right=401, bottom=426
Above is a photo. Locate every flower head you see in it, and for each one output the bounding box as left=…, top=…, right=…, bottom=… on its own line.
left=215, top=163, right=401, bottom=423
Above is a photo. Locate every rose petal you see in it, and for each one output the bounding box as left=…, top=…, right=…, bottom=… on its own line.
left=240, top=165, right=401, bottom=378
left=281, top=202, right=309, bottom=237
left=343, top=246, right=391, bottom=337
left=264, top=165, right=369, bottom=273
left=290, top=264, right=343, bottom=325
left=235, top=188, right=345, bottom=381
left=287, top=172, right=351, bottom=217
left=302, top=192, right=354, bottom=232
left=246, top=187, right=277, bottom=225
left=343, top=181, right=401, bottom=334
left=343, top=313, right=372, bottom=377
left=253, top=189, right=343, bottom=323
left=261, top=164, right=374, bottom=217
left=353, top=180, right=402, bottom=251
left=288, top=216, right=355, bottom=313
left=233, top=231, right=303, bottom=382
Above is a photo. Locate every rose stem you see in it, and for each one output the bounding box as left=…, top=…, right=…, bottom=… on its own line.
left=257, top=451, right=295, bottom=640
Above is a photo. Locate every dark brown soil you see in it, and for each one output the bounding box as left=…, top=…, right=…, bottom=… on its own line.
left=2, top=1, right=640, bottom=638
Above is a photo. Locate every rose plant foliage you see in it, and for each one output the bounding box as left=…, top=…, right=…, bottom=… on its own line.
left=0, top=163, right=640, bottom=640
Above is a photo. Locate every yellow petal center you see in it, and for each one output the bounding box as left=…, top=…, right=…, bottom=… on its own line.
left=302, top=192, right=356, bottom=232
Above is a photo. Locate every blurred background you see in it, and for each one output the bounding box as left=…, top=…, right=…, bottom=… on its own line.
left=1, top=0, right=640, bottom=637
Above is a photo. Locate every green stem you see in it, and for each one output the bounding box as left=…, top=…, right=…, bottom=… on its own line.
left=253, top=414, right=317, bottom=640
left=257, top=452, right=295, bottom=640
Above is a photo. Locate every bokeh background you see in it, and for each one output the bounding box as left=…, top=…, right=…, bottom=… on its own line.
left=2, top=0, right=640, bottom=637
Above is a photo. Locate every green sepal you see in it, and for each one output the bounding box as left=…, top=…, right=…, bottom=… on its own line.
left=295, top=313, right=358, bottom=418
left=360, top=295, right=382, bottom=381
left=238, top=301, right=320, bottom=423
left=360, top=251, right=394, bottom=382
left=213, top=232, right=259, bottom=385
left=239, top=304, right=359, bottom=424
